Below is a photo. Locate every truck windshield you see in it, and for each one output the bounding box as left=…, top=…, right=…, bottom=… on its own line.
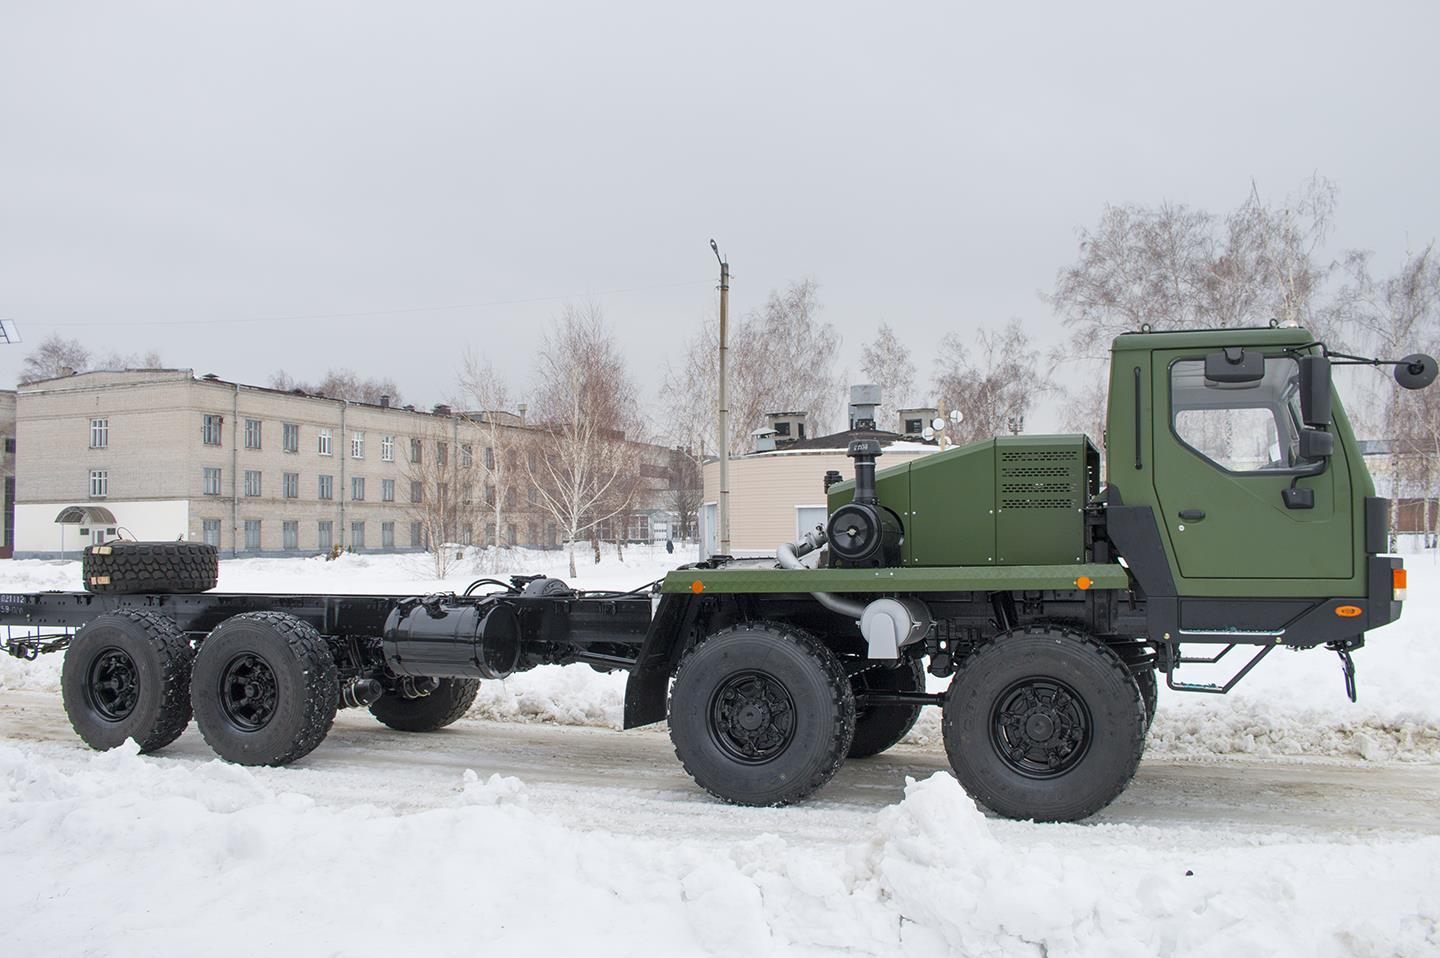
left=1171, top=356, right=1306, bottom=472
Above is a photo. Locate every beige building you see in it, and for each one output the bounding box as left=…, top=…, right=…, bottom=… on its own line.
left=14, top=369, right=678, bottom=558
left=700, top=431, right=936, bottom=558
left=0, top=390, right=14, bottom=557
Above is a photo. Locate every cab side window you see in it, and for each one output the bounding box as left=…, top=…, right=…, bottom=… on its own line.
left=1171, top=357, right=1302, bottom=473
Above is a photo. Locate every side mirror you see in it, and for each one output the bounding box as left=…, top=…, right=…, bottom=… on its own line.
left=1395, top=353, right=1438, bottom=390
left=1298, top=355, right=1332, bottom=427
left=1205, top=348, right=1264, bottom=383
left=1297, top=428, right=1333, bottom=460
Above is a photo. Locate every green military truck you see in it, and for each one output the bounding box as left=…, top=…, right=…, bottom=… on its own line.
left=3, top=325, right=1432, bottom=822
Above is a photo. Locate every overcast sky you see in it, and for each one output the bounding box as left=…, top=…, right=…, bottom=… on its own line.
left=3, top=1, right=1437, bottom=427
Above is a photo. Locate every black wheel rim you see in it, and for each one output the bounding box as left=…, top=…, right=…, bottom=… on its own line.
left=708, top=670, right=797, bottom=765
left=85, top=647, right=139, bottom=722
left=219, top=652, right=280, bottom=732
left=990, top=676, right=1092, bottom=779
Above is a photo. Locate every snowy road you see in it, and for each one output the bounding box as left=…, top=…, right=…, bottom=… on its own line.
left=5, top=688, right=1438, bottom=841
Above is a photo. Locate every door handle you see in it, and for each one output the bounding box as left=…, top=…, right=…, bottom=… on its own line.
left=1178, top=509, right=1206, bottom=521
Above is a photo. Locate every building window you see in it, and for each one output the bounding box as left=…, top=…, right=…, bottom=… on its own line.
left=410, top=480, right=422, bottom=503
left=507, top=523, right=517, bottom=546
left=381, top=478, right=395, bottom=502
left=283, top=520, right=298, bottom=550
left=244, top=470, right=262, bottom=497
left=528, top=487, right=538, bottom=505
left=351, top=476, right=365, bottom=501
left=382, top=521, right=395, bottom=549
left=243, top=519, right=261, bottom=550
left=484, top=447, right=495, bottom=469
left=318, top=520, right=333, bottom=551
left=410, top=521, right=423, bottom=548
left=461, top=443, right=473, bottom=467
left=904, top=418, right=923, bottom=434
left=351, top=431, right=364, bottom=459
left=4, top=437, right=14, bottom=454
left=485, top=522, right=496, bottom=545
left=485, top=484, right=494, bottom=505
left=409, top=438, right=422, bottom=463
left=774, top=421, right=791, bottom=437
left=381, top=435, right=394, bottom=462
left=244, top=419, right=262, bottom=449
left=89, top=469, right=108, bottom=498
left=437, top=441, right=448, bottom=467
left=283, top=422, right=300, bottom=453
left=318, top=429, right=332, bottom=456
left=202, top=414, right=223, bottom=446
left=202, top=518, right=220, bottom=547
left=351, top=521, right=365, bottom=550
left=318, top=474, right=334, bottom=500
left=90, top=418, right=108, bottom=449
left=283, top=472, right=299, bottom=499
left=203, top=467, right=222, bottom=496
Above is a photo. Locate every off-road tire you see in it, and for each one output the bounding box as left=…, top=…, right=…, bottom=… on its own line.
left=369, top=678, right=480, bottom=732
left=191, top=612, right=338, bottom=766
left=942, top=626, right=1146, bottom=822
left=848, top=657, right=926, bottom=758
left=1135, top=667, right=1158, bottom=730
left=83, top=541, right=219, bottom=595
left=669, top=621, right=855, bottom=807
left=60, top=610, right=193, bottom=752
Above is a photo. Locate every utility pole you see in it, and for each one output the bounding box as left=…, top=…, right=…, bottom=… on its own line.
left=710, top=239, right=731, bottom=556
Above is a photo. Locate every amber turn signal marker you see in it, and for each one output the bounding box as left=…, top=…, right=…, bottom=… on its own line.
left=1075, top=575, right=1092, bottom=591
left=1393, top=568, right=1407, bottom=601
left=1335, top=605, right=1362, bottom=618
left=691, top=580, right=705, bottom=594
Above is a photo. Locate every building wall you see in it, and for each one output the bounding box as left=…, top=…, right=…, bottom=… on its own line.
left=0, top=391, right=15, bottom=557
left=13, top=370, right=681, bottom=558
left=702, top=447, right=934, bottom=556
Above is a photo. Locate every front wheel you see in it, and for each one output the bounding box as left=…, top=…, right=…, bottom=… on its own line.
left=669, top=622, right=855, bottom=807
left=942, top=626, right=1146, bottom=822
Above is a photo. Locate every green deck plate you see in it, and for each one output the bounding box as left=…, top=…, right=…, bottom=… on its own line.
left=661, top=562, right=1130, bottom=594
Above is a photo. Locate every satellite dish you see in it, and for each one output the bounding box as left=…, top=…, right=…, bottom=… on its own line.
left=950, top=410, right=964, bottom=424
left=921, top=426, right=935, bottom=440
left=931, top=417, right=946, bottom=431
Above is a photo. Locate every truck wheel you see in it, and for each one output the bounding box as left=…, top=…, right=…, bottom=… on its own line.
left=848, top=658, right=926, bottom=758
left=669, top=622, right=855, bottom=806
left=60, top=610, right=193, bottom=752
left=942, top=626, right=1145, bottom=822
left=83, top=541, right=219, bottom=595
left=369, top=678, right=479, bottom=732
left=1135, top=668, right=1158, bottom=730
left=191, top=612, right=339, bottom=766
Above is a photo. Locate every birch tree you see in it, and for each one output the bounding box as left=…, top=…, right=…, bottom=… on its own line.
left=458, top=351, right=524, bottom=572
left=860, top=322, right=917, bottom=412
left=932, top=321, right=1037, bottom=444
left=527, top=305, right=643, bottom=578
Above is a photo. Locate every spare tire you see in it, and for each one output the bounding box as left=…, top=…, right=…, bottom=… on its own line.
left=83, top=541, right=219, bottom=595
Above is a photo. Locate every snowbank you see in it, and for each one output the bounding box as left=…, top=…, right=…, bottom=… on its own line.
left=5, top=546, right=1440, bottom=762
left=1, top=746, right=1434, bottom=956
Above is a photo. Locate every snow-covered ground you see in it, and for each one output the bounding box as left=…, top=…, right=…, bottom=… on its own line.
left=3, top=544, right=1439, bottom=955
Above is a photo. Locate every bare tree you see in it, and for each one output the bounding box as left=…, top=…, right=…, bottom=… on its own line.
left=526, top=304, right=643, bottom=578
left=666, top=446, right=702, bottom=542
left=457, top=351, right=524, bottom=572
left=19, top=335, right=92, bottom=384
left=860, top=322, right=917, bottom=412
left=659, top=278, right=843, bottom=456
left=95, top=348, right=164, bottom=369
left=270, top=368, right=402, bottom=405
left=932, top=321, right=1038, bottom=444
left=401, top=421, right=479, bottom=578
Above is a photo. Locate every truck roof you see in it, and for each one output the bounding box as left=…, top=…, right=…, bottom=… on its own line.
left=1111, top=325, right=1313, bottom=352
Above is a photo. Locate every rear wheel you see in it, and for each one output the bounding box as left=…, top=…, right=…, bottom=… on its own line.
left=848, top=658, right=926, bottom=758
left=60, top=610, right=193, bottom=752
left=191, top=612, right=338, bottom=766
left=669, top=622, right=855, bottom=806
left=942, top=626, right=1146, bottom=822
left=369, top=678, right=480, bottom=732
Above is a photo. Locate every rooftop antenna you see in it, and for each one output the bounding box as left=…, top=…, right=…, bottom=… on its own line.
left=0, top=320, right=21, bottom=345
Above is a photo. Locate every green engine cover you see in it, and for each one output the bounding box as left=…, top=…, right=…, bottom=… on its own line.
left=826, top=435, right=1099, bottom=567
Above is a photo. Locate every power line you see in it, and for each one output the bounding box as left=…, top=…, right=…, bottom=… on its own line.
left=27, top=278, right=710, bottom=329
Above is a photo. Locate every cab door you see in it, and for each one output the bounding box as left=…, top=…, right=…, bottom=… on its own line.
left=1150, top=348, right=1352, bottom=591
